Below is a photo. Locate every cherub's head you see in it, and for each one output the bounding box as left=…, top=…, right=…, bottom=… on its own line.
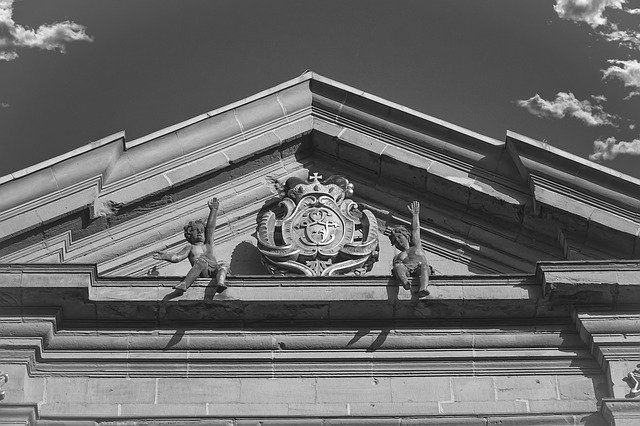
left=389, top=225, right=411, bottom=251
left=184, top=220, right=206, bottom=244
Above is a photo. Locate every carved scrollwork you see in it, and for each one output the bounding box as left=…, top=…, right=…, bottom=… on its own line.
left=258, top=173, right=379, bottom=276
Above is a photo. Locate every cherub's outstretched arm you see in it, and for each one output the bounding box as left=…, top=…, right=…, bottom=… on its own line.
left=205, top=198, right=219, bottom=246
left=407, top=201, right=422, bottom=248
left=154, top=245, right=191, bottom=263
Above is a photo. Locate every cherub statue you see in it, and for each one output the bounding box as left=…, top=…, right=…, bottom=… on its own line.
left=388, top=201, right=430, bottom=298
left=153, top=197, right=229, bottom=293
left=628, top=364, right=640, bottom=397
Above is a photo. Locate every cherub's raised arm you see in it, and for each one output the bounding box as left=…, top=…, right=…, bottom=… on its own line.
left=205, top=198, right=219, bottom=244
left=407, top=201, right=422, bottom=247
left=154, top=244, right=191, bottom=263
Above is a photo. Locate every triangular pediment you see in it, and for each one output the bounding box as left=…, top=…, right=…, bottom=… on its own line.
left=1, top=72, right=639, bottom=277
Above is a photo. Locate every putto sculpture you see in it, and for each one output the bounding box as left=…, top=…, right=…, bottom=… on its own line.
left=627, top=364, right=640, bottom=397
left=389, top=201, right=430, bottom=298
left=154, top=197, right=228, bottom=293
left=258, top=173, right=379, bottom=276
left=0, top=372, right=7, bottom=401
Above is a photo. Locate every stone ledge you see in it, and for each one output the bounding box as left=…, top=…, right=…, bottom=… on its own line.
left=601, top=399, right=640, bottom=425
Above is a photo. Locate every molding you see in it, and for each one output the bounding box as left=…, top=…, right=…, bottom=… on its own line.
left=601, top=399, right=640, bottom=424
left=2, top=74, right=640, bottom=269
left=0, top=404, right=37, bottom=426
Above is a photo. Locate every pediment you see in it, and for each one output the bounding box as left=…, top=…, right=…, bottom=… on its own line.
left=1, top=72, right=638, bottom=277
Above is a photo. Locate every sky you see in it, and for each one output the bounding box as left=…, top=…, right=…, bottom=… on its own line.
left=1, top=0, right=639, bottom=179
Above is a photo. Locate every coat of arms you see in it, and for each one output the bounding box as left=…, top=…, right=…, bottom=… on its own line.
left=258, top=173, right=379, bottom=276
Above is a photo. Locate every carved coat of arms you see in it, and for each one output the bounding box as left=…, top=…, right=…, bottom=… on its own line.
left=258, top=173, right=379, bottom=276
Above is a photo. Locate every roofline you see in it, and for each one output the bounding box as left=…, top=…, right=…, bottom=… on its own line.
left=506, top=130, right=640, bottom=188
left=0, top=71, right=504, bottom=186
left=0, top=131, right=126, bottom=186
left=0, top=71, right=635, bottom=191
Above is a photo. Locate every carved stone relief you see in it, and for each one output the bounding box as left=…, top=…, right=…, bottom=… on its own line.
left=626, top=364, right=640, bottom=398
left=258, top=173, right=379, bottom=276
left=0, top=372, right=7, bottom=400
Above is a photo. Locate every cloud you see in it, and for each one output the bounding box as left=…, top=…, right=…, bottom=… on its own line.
left=627, top=8, right=640, bottom=14
left=0, top=102, right=8, bottom=108
left=590, top=136, right=640, bottom=161
left=602, top=59, right=640, bottom=99
left=516, top=92, right=619, bottom=127
left=0, top=0, right=92, bottom=61
left=599, top=28, right=640, bottom=49
left=554, top=0, right=626, bottom=27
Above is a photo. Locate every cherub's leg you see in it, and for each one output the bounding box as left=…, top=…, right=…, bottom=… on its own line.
left=393, top=263, right=411, bottom=290
left=417, top=263, right=430, bottom=298
left=174, top=258, right=207, bottom=292
left=215, top=264, right=229, bottom=291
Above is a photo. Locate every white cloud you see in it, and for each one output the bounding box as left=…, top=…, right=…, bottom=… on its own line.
left=626, top=8, right=640, bottom=14
left=602, top=59, right=640, bottom=99
left=516, top=92, right=619, bottom=127
left=554, top=0, right=626, bottom=27
left=0, top=0, right=92, bottom=61
left=599, top=28, right=640, bottom=49
left=590, top=136, right=640, bottom=160
left=0, top=102, right=8, bottom=108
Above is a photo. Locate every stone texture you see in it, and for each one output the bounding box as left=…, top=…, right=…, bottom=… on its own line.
left=451, top=377, right=495, bottom=402
left=239, top=378, right=316, bottom=404
left=316, top=378, right=392, bottom=403
left=495, top=376, right=557, bottom=401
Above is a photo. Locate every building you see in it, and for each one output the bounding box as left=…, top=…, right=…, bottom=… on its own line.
left=0, top=72, right=639, bottom=425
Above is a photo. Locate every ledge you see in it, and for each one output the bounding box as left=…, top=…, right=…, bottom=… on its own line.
left=0, top=261, right=639, bottom=323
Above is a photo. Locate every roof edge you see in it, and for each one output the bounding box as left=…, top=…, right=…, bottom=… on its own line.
left=506, top=130, right=640, bottom=188
left=0, top=131, right=126, bottom=186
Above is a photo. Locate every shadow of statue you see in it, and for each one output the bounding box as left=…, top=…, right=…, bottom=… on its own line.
left=164, top=328, right=185, bottom=350
left=230, top=240, right=268, bottom=275
left=162, top=288, right=184, bottom=302
left=347, top=328, right=390, bottom=352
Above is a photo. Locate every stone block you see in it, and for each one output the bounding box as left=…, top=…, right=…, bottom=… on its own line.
left=164, top=151, right=229, bottom=186
left=558, top=376, right=600, bottom=400
left=38, top=402, right=119, bottom=417
left=401, top=419, right=486, bottom=425
left=316, top=377, right=392, bottom=403
left=451, top=377, right=495, bottom=402
left=235, top=94, right=285, bottom=132
left=157, top=378, right=240, bottom=404
left=175, top=109, right=240, bottom=153
left=528, top=399, right=598, bottom=413
left=495, top=376, right=557, bottom=401
left=390, top=377, right=451, bottom=403
left=273, top=116, right=314, bottom=144
left=223, top=132, right=281, bottom=164
left=239, top=378, right=316, bottom=404
left=278, top=84, right=312, bottom=117
left=120, top=403, right=207, bottom=416
left=486, top=414, right=584, bottom=425
left=45, top=377, right=156, bottom=404
left=349, top=401, right=440, bottom=416
left=206, top=402, right=289, bottom=416
left=127, top=132, right=183, bottom=175
left=286, top=403, right=348, bottom=416
left=439, top=400, right=528, bottom=415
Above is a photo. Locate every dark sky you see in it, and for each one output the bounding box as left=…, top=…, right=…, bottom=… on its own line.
left=1, top=0, right=639, bottom=178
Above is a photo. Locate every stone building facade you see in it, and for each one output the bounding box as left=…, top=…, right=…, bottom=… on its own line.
left=0, top=72, right=639, bottom=424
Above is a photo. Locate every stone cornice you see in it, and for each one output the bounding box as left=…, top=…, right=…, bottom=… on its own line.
left=0, top=312, right=598, bottom=378
left=2, top=73, right=639, bottom=265
left=1, top=261, right=640, bottom=324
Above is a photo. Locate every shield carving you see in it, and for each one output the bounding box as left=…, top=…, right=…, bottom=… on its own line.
left=257, top=173, right=379, bottom=276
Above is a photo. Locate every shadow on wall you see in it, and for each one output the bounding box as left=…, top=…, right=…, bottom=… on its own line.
left=230, top=240, right=269, bottom=275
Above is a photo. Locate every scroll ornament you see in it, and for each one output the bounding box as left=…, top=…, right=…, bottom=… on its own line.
left=258, top=173, right=379, bottom=276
